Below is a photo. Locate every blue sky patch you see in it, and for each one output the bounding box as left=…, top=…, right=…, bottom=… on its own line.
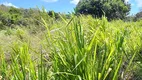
left=0, top=0, right=141, bottom=15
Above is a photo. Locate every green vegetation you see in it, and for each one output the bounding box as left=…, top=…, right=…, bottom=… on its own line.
left=75, top=0, right=130, bottom=20
left=135, top=11, right=142, bottom=21
left=0, top=4, right=142, bottom=80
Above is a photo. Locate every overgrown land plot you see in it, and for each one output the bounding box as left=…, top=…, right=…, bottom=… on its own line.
left=0, top=3, right=142, bottom=80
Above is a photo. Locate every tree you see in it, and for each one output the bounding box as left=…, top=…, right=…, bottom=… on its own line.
left=134, top=11, right=142, bottom=21
left=9, top=7, right=22, bottom=24
left=75, top=0, right=131, bottom=20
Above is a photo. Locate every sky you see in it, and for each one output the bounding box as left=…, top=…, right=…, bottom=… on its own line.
left=0, top=0, right=142, bottom=15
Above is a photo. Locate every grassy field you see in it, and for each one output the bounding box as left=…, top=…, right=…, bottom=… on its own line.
left=0, top=15, right=142, bottom=80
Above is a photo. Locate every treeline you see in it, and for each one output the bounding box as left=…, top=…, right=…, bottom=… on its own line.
left=0, top=3, right=142, bottom=30
left=0, top=5, right=71, bottom=29
left=133, top=11, right=142, bottom=21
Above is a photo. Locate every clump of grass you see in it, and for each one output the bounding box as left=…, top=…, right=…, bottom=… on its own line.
left=0, top=15, right=142, bottom=80
left=42, top=16, right=142, bottom=80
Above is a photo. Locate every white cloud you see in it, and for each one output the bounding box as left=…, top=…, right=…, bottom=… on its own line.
left=70, top=0, right=80, bottom=5
left=42, top=0, right=58, bottom=3
left=135, top=0, right=142, bottom=7
left=0, top=2, right=18, bottom=8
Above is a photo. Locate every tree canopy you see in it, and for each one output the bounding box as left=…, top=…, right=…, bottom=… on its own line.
left=75, top=0, right=131, bottom=20
left=134, top=11, right=142, bottom=21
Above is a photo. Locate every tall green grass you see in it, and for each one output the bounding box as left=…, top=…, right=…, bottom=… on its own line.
left=0, top=15, right=142, bottom=80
